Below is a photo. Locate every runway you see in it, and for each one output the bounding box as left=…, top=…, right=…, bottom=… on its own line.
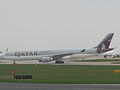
left=0, top=55, right=120, bottom=66
left=0, top=83, right=120, bottom=90
left=0, top=59, right=120, bottom=66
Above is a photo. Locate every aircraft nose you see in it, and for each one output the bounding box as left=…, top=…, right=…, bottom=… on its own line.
left=0, top=54, right=3, bottom=56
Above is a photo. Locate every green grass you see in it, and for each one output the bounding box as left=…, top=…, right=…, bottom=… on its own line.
left=0, top=64, right=120, bottom=84
left=77, top=59, right=120, bottom=62
left=111, top=61, right=120, bottom=64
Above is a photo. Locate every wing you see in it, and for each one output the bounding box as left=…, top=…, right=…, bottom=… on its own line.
left=51, top=53, right=74, bottom=60
left=49, top=49, right=86, bottom=60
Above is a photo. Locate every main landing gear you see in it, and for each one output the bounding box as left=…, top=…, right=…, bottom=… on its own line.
left=13, top=60, right=17, bottom=65
left=55, top=60, right=64, bottom=64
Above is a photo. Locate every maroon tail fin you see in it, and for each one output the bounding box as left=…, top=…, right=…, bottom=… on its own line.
left=95, top=33, right=114, bottom=53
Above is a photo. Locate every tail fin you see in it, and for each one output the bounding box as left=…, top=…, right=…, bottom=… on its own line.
left=94, top=33, right=114, bottom=53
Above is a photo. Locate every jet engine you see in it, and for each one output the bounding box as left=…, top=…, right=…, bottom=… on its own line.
left=39, top=56, right=52, bottom=62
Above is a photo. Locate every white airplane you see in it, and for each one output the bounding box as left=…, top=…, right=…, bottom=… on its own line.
left=103, top=50, right=120, bottom=58
left=0, top=33, right=114, bottom=64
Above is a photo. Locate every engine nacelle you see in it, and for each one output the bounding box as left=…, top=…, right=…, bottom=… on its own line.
left=39, top=57, right=52, bottom=62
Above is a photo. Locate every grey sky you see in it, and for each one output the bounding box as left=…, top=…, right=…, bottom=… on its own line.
left=0, top=0, right=120, bottom=51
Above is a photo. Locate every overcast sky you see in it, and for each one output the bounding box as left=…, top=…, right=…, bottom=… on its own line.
left=0, top=0, right=120, bottom=51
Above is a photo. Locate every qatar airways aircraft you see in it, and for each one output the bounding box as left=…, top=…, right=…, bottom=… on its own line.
left=0, top=33, right=114, bottom=64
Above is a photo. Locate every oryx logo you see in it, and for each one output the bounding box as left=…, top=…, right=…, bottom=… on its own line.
left=101, top=43, right=106, bottom=50
left=96, top=33, right=114, bottom=53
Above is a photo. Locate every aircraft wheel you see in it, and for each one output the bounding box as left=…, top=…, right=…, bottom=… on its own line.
left=55, top=61, right=64, bottom=64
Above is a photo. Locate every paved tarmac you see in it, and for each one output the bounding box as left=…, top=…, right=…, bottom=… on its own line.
left=0, top=83, right=120, bottom=90
left=1, top=59, right=120, bottom=66
left=0, top=56, right=120, bottom=65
